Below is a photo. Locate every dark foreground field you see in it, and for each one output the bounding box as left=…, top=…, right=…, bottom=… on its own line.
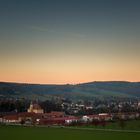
left=0, top=125, right=140, bottom=140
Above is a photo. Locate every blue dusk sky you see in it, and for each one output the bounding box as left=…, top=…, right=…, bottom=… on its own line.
left=0, top=0, right=140, bottom=84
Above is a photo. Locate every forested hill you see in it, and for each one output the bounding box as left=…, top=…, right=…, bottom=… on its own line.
left=0, top=81, right=140, bottom=100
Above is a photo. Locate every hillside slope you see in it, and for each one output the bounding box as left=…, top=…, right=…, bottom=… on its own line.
left=0, top=81, right=140, bottom=100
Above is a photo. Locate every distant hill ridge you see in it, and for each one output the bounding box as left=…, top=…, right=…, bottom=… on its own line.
left=0, top=81, right=140, bottom=100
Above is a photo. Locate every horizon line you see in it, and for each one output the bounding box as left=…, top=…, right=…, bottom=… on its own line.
left=0, top=80, right=140, bottom=85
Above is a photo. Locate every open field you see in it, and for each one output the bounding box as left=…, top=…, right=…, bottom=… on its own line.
left=73, top=120, right=140, bottom=130
left=0, top=125, right=140, bottom=140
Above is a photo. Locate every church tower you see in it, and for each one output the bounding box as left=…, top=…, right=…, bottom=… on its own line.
left=27, top=101, right=44, bottom=113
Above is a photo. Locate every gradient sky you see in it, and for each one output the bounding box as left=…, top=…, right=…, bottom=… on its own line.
left=0, top=0, right=140, bottom=84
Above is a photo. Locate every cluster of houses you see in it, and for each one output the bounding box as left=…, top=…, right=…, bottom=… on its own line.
left=0, top=102, right=139, bottom=126
left=61, top=99, right=140, bottom=115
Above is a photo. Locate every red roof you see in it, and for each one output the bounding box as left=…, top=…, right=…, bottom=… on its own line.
left=18, top=112, right=44, bottom=118
left=18, top=112, right=35, bottom=117
left=3, top=112, right=44, bottom=120
left=4, top=115, right=19, bottom=120
left=46, top=116, right=78, bottom=121
left=45, top=111, right=65, bottom=117
left=39, top=116, right=78, bottom=124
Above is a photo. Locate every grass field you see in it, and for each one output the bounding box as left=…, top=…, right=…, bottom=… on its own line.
left=0, top=125, right=140, bottom=140
left=73, top=120, right=140, bottom=130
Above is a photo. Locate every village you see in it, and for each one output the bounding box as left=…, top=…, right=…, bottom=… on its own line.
left=0, top=100, right=140, bottom=126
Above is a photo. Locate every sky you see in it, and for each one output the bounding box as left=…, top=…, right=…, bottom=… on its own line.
left=0, top=0, right=140, bottom=84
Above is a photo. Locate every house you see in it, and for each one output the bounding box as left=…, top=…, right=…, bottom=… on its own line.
left=1, top=112, right=44, bottom=124
left=65, top=116, right=79, bottom=124
left=98, top=113, right=113, bottom=121
left=82, top=115, right=92, bottom=122
left=39, top=116, right=78, bottom=125
left=18, top=112, right=44, bottom=124
left=3, top=114, right=19, bottom=123
left=86, top=113, right=113, bottom=121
